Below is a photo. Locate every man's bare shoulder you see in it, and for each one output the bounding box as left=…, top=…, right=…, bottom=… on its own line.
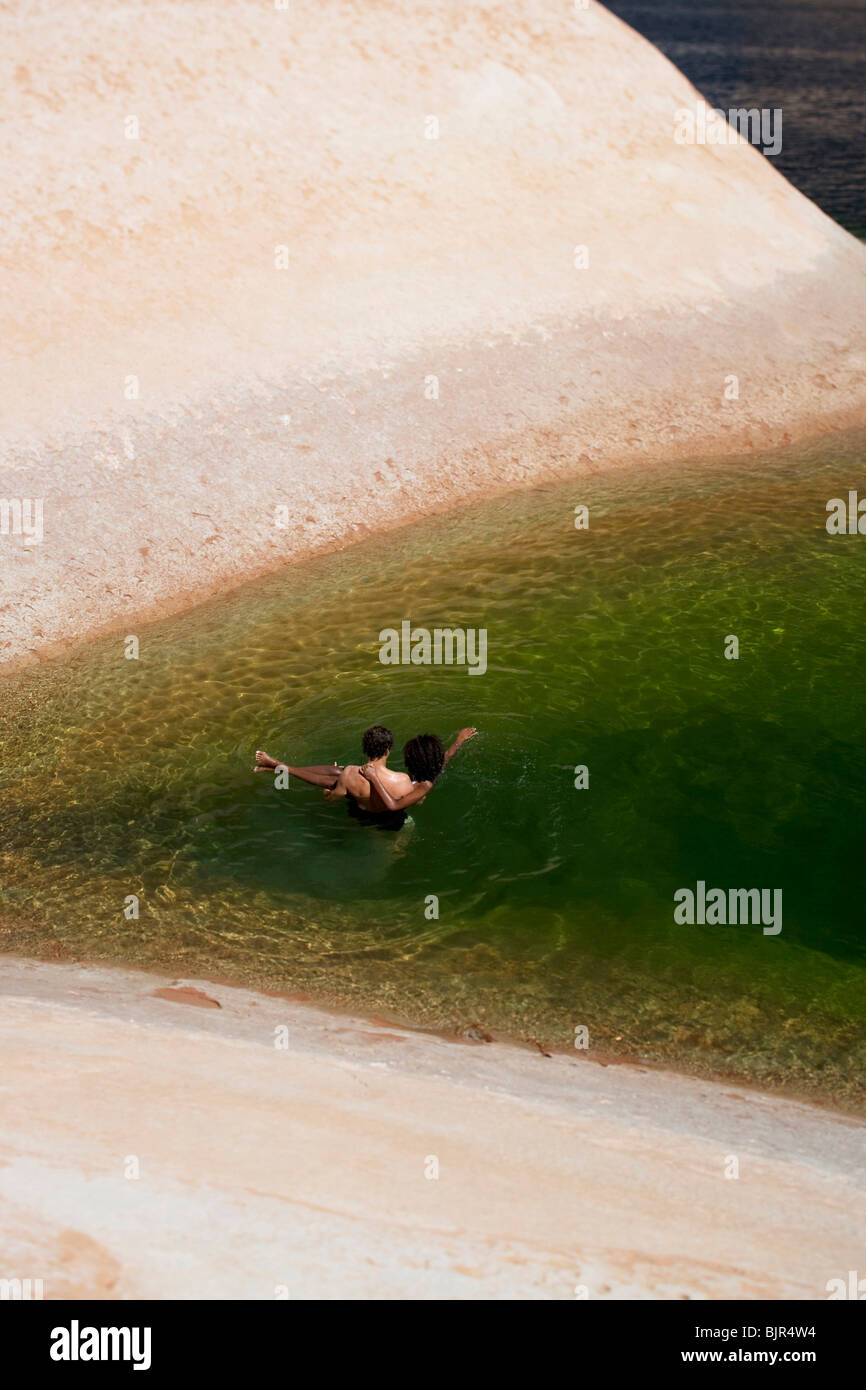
left=340, top=765, right=369, bottom=797
left=380, top=767, right=413, bottom=793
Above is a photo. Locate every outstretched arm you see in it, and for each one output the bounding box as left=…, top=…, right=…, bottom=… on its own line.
left=361, top=765, right=433, bottom=811
left=287, top=764, right=342, bottom=788
left=443, top=727, right=478, bottom=767
left=254, top=751, right=342, bottom=788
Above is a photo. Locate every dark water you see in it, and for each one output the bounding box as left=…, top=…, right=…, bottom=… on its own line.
left=605, top=0, right=866, bottom=233
left=1, top=436, right=866, bottom=1109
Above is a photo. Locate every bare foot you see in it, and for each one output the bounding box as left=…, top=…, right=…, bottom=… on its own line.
left=254, top=749, right=280, bottom=773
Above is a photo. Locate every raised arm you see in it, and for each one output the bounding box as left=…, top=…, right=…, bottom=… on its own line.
left=361, top=765, right=433, bottom=811
left=443, top=727, right=477, bottom=767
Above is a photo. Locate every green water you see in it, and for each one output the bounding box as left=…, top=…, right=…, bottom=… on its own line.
left=2, top=436, right=866, bottom=1108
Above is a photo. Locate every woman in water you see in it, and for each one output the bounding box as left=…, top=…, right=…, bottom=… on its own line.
left=360, top=728, right=477, bottom=813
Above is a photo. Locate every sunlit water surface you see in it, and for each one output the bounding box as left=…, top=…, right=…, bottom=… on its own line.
left=2, top=435, right=865, bottom=1108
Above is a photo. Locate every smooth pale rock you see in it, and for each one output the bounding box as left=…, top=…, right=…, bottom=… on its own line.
left=1, top=0, right=865, bottom=665
left=0, top=959, right=863, bottom=1299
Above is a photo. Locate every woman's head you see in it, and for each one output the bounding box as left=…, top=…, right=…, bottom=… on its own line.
left=403, top=733, right=445, bottom=784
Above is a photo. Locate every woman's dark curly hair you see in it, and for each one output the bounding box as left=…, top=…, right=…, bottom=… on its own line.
left=403, top=733, right=445, bottom=784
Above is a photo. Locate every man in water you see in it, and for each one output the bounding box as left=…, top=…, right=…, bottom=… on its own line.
left=360, top=730, right=476, bottom=816
left=254, top=725, right=477, bottom=827
left=255, top=724, right=406, bottom=809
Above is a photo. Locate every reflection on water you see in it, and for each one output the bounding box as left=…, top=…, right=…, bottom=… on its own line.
left=2, top=434, right=865, bottom=1109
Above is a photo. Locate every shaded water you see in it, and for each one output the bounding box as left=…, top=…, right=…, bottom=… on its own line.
left=605, top=0, right=866, bottom=234
left=2, top=435, right=866, bottom=1108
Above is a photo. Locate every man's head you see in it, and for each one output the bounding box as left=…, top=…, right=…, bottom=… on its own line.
left=362, top=725, right=393, bottom=761
left=403, top=734, right=445, bottom=784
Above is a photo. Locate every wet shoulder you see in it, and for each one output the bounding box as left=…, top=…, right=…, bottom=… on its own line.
left=342, top=765, right=369, bottom=796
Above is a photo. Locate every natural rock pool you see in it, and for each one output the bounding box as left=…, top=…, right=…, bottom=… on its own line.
left=2, top=433, right=865, bottom=1109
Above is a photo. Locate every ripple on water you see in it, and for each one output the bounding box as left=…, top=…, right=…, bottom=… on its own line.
left=1, top=436, right=865, bottom=1110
